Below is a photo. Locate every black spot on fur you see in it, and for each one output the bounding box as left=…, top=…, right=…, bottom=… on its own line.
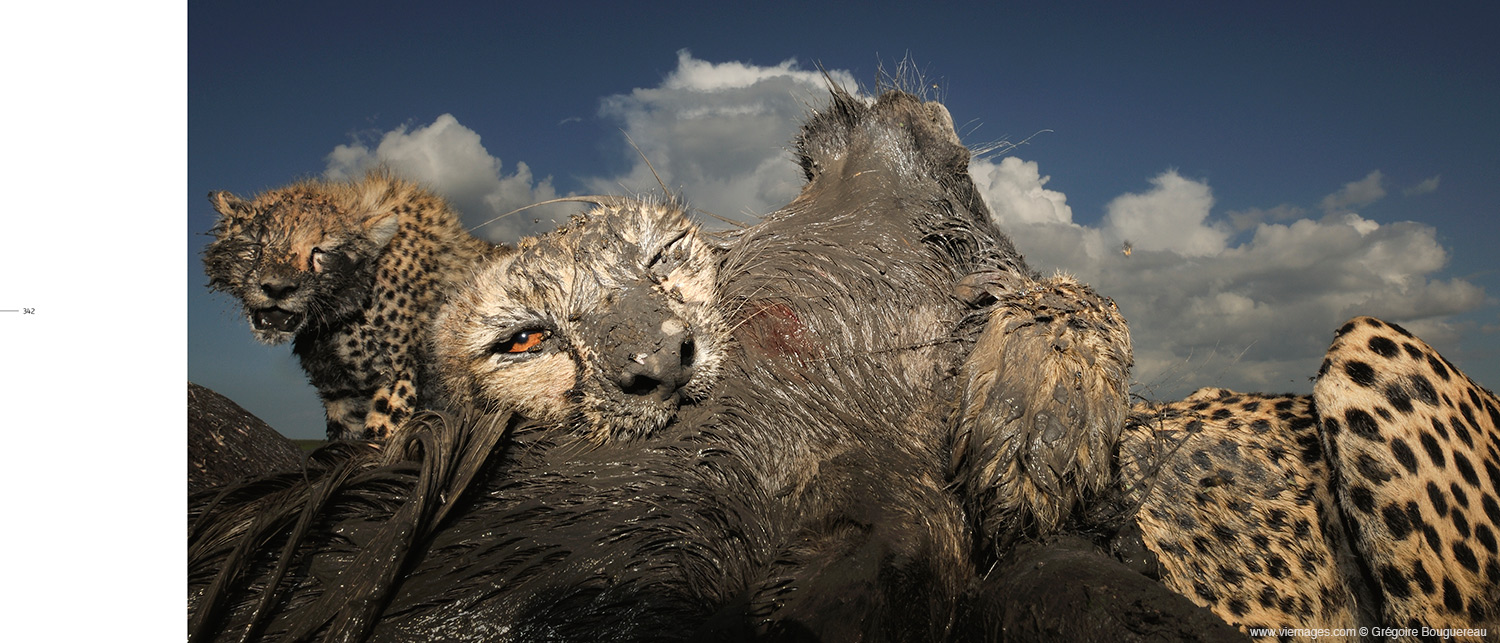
left=1387, top=321, right=1414, bottom=337
left=1454, top=451, right=1481, bottom=487
left=1452, top=509, right=1471, bottom=538
left=1356, top=453, right=1393, bottom=484
left=1443, top=578, right=1464, bottom=613
left=1322, top=416, right=1341, bottom=438
left=1350, top=485, right=1376, bottom=513
left=1477, top=524, right=1497, bottom=554
left=1382, top=503, right=1413, bottom=539
left=1266, top=509, right=1287, bottom=529
left=1193, top=581, right=1218, bottom=603
left=1258, top=585, right=1279, bottom=608
left=1368, top=335, right=1400, bottom=358
left=1344, top=361, right=1377, bottom=387
left=1385, top=385, right=1415, bottom=414
left=1412, top=560, right=1436, bottom=594
left=1266, top=554, right=1289, bottom=580
left=1227, top=598, right=1249, bottom=617
left=1298, top=432, right=1323, bottom=464
left=1192, top=536, right=1213, bottom=554
left=1428, top=482, right=1450, bottom=517
left=1429, top=354, right=1451, bottom=381
left=1403, top=343, right=1423, bottom=359
left=1288, top=415, right=1317, bottom=432
left=1216, top=565, right=1243, bottom=586
left=1423, top=525, right=1443, bottom=553
left=1345, top=409, right=1382, bottom=441
left=1482, top=493, right=1500, bottom=526
left=1293, top=519, right=1313, bottom=540
left=1432, top=416, right=1449, bottom=439
left=1211, top=408, right=1231, bottom=421
left=1409, top=374, right=1439, bottom=406
left=1454, top=541, right=1480, bottom=573
left=1452, top=483, right=1470, bottom=509
left=1420, top=433, right=1447, bottom=469
left=1250, top=418, right=1272, bottom=434
left=1390, top=438, right=1418, bottom=474
left=1379, top=564, right=1411, bottom=599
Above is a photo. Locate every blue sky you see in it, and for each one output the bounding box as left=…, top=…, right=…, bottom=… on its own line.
left=186, top=1, right=1500, bottom=439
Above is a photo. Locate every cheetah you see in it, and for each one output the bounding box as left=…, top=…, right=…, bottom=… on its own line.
left=431, top=195, right=728, bottom=444
left=1120, top=316, right=1499, bottom=641
left=204, top=169, right=501, bottom=440
left=1316, top=317, right=1500, bottom=633
left=1120, top=388, right=1371, bottom=641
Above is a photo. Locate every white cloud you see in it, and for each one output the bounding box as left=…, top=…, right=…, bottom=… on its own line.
left=1319, top=169, right=1385, bottom=213
left=589, top=50, right=859, bottom=223
left=985, top=164, right=1485, bottom=399
left=1225, top=204, right=1307, bottom=232
left=1099, top=171, right=1228, bottom=257
left=1405, top=175, right=1440, bottom=196
left=324, top=114, right=575, bottom=243
left=970, top=157, right=1075, bottom=226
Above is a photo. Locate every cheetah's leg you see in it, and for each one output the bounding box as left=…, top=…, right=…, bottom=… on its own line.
left=364, top=370, right=417, bottom=441
left=1314, top=316, right=1500, bottom=634
left=318, top=395, right=370, bottom=441
left=948, top=270, right=1132, bottom=551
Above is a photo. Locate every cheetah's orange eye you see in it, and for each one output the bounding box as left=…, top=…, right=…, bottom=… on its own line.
left=498, top=329, right=550, bottom=354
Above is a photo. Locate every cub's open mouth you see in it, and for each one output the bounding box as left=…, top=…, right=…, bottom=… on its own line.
left=251, top=307, right=303, bottom=332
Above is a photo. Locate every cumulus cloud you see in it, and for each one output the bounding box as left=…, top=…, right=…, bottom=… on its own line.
left=1405, top=175, right=1441, bottom=196
left=1100, top=171, right=1229, bottom=257
left=1319, top=169, right=1386, bottom=213
left=982, top=166, right=1485, bottom=398
left=324, top=114, right=576, bottom=243
left=971, top=157, right=1075, bottom=226
left=589, top=50, right=859, bottom=223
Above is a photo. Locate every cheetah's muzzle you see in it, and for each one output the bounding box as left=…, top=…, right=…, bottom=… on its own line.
left=251, top=307, right=302, bottom=333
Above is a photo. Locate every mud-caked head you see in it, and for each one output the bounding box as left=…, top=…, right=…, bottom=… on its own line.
left=433, top=197, right=727, bottom=442
left=203, top=182, right=400, bottom=344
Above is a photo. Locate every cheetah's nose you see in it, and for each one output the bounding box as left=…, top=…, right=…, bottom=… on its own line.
left=260, top=280, right=297, bottom=300
left=615, top=321, right=696, bottom=401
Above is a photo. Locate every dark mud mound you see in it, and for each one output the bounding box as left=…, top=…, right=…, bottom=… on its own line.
left=188, top=382, right=302, bottom=493
left=966, top=535, right=1249, bottom=642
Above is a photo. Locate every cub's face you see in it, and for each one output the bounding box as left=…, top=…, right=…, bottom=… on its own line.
left=203, top=189, right=398, bottom=344
left=434, top=199, right=726, bottom=442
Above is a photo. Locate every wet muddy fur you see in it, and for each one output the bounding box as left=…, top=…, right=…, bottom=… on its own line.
left=190, top=87, right=1224, bottom=641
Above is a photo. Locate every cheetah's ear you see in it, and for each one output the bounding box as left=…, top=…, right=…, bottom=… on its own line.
left=208, top=190, right=252, bottom=221
left=366, top=212, right=400, bottom=249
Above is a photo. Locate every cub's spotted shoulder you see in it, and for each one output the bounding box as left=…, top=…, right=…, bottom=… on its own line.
left=204, top=170, right=500, bottom=440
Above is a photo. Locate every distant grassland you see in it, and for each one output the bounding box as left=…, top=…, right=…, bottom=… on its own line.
left=292, top=439, right=328, bottom=453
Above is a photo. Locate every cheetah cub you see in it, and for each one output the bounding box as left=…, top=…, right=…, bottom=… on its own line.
left=204, top=169, right=499, bottom=440
left=432, top=196, right=727, bottom=443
